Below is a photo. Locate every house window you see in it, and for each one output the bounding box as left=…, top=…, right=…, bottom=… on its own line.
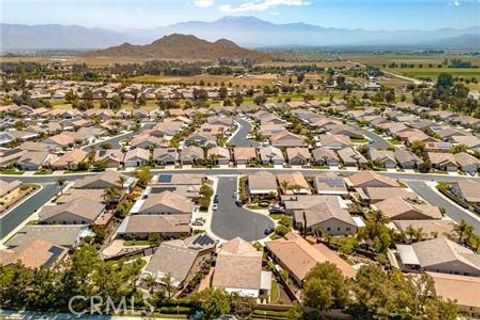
left=337, top=227, right=341, bottom=231
left=327, top=227, right=331, bottom=231
left=346, top=227, right=351, bottom=231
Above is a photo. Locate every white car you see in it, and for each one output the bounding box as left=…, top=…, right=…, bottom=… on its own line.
left=212, top=203, right=218, bottom=211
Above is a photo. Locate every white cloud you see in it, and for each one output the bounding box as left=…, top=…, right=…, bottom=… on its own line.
left=194, top=0, right=215, bottom=7
left=219, top=0, right=310, bottom=13
left=452, top=0, right=461, bottom=6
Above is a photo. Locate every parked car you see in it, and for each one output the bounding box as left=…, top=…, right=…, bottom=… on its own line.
left=212, top=203, right=218, bottom=211
left=264, top=227, right=274, bottom=235
left=269, top=205, right=286, bottom=214
left=235, top=200, right=243, bottom=207
left=213, top=194, right=219, bottom=203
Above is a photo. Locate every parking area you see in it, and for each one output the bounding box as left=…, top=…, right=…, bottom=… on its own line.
left=210, top=176, right=275, bottom=242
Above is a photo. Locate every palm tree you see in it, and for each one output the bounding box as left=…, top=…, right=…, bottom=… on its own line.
left=117, top=176, right=126, bottom=189
left=162, top=273, right=175, bottom=299
left=280, top=180, right=290, bottom=194
left=453, top=219, right=474, bottom=244
left=103, top=186, right=120, bottom=205
left=56, top=177, right=65, bottom=195
left=405, top=225, right=416, bottom=244
left=367, top=209, right=387, bottom=236
left=145, top=274, right=157, bottom=295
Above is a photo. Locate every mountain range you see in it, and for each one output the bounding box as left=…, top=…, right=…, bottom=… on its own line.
left=1, top=16, right=479, bottom=50
left=83, top=34, right=271, bottom=61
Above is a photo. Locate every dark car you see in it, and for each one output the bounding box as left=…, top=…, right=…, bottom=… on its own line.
left=213, top=195, right=219, bottom=203
left=264, top=227, right=274, bottom=235
left=235, top=200, right=243, bottom=207
left=269, top=205, right=286, bottom=214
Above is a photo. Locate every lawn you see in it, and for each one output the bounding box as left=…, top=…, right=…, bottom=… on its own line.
left=123, top=240, right=150, bottom=246
left=0, top=169, right=24, bottom=175
left=270, top=280, right=280, bottom=303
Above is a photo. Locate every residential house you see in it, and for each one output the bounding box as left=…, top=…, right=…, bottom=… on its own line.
left=43, top=133, right=75, bottom=149
left=358, top=187, right=417, bottom=204
left=276, top=171, right=311, bottom=195
left=137, top=191, right=194, bottom=215
left=233, top=147, right=257, bottom=165
left=143, top=234, right=216, bottom=289
left=270, top=131, right=307, bottom=148
left=17, top=151, right=57, bottom=171
left=450, top=180, right=480, bottom=204
left=311, top=147, right=340, bottom=166
left=74, top=171, right=132, bottom=189
left=454, top=152, right=480, bottom=175
left=0, top=239, right=68, bottom=269
left=180, top=145, right=204, bottom=165
left=248, top=171, right=278, bottom=196
left=395, top=237, right=480, bottom=276
left=427, top=152, right=458, bottom=171
left=318, top=134, right=353, bottom=150
left=394, top=149, right=424, bottom=169
left=427, top=272, right=480, bottom=315
left=153, top=148, right=178, bottom=166
left=116, top=214, right=191, bottom=239
left=337, top=147, right=368, bottom=167
left=312, top=172, right=348, bottom=196
left=259, top=146, right=284, bottom=165
left=369, top=149, right=397, bottom=168
left=207, top=146, right=230, bottom=165
left=52, top=149, right=88, bottom=170
left=130, top=134, right=166, bottom=149
left=184, top=132, right=216, bottom=148
left=346, top=171, right=400, bottom=188
left=5, top=225, right=90, bottom=249
left=94, top=149, right=124, bottom=168
left=265, top=233, right=355, bottom=286
left=38, top=199, right=105, bottom=225
left=373, top=196, right=442, bottom=220
left=124, top=148, right=151, bottom=167
left=293, top=196, right=357, bottom=236
left=286, top=147, right=311, bottom=166
left=392, top=220, right=455, bottom=240
left=212, top=238, right=271, bottom=298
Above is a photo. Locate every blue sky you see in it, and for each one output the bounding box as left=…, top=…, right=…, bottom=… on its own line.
left=1, top=0, right=479, bottom=30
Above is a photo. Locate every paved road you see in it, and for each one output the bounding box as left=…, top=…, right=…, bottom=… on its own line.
left=0, top=183, right=57, bottom=239
left=210, top=177, right=275, bottom=241
left=83, top=131, right=134, bottom=151
left=228, top=118, right=259, bottom=147
left=364, top=130, right=391, bottom=149
left=404, top=181, right=480, bottom=233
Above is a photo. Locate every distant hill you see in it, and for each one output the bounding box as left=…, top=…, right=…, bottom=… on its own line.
left=128, top=16, right=480, bottom=48
left=423, top=34, right=480, bottom=50
left=1, top=17, right=479, bottom=50
left=83, top=34, right=271, bottom=61
left=0, top=23, right=132, bottom=50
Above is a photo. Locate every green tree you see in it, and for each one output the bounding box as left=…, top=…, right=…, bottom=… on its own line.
left=134, top=166, right=153, bottom=187
left=303, top=262, right=349, bottom=311
left=193, top=288, right=232, bottom=320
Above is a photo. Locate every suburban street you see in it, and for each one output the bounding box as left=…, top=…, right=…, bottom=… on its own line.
left=364, top=130, right=391, bottom=149
left=228, top=117, right=259, bottom=147
left=404, top=181, right=480, bottom=233
left=210, top=177, right=275, bottom=241
left=0, top=183, right=57, bottom=239
left=1, top=169, right=479, bottom=242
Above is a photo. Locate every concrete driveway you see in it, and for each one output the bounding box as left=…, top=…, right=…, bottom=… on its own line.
left=210, top=177, right=274, bottom=242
